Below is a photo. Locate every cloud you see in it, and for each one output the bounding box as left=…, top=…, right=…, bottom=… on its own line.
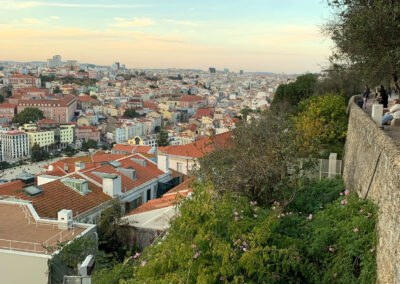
left=22, top=18, right=40, bottom=24
left=111, top=17, right=154, bottom=28
left=49, top=16, right=59, bottom=20
left=0, top=1, right=145, bottom=9
left=164, top=19, right=198, bottom=27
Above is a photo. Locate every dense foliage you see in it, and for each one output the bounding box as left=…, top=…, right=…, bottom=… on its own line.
left=81, top=139, right=98, bottom=151
left=295, top=94, right=348, bottom=158
left=94, top=179, right=377, bottom=283
left=156, top=129, right=170, bottom=147
left=31, top=143, right=50, bottom=162
left=123, top=109, right=140, bottom=119
left=272, top=74, right=317, bottom=107
left=97, top=200, right=135, bottom=262
left=197, top=110, right=314, bottom=207
left=12, top=107, right=44, bottom=124
left=325, top=0, right=400, bottom=86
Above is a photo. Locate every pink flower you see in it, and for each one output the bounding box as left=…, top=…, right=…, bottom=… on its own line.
left=253, top=214, right=258, bottom=218
left=360, top=209, right=364, bottom=213
left=341, top=199, right=347, bottom=205
left=329, top=247, right=334, bottom=252
left=220, top=276, right=224, bottom=281
left=353, top=228, right=359, bottom=232
left=133, top=252, right=140, bottom=259
left=272, top=206, right=276, bottom=210
left=277, top=215, right=280, bottom=218
left=370, top=248, right=375, bottom=253
left=250, top=201, right=257, bottom=206
left=344, top=189, right=350, bottom=195
left=333, top=273, right=337, bottom=278
left=141, top=261, right=147, bottom=266
left=234, top=211, right=239, bottom=216
left=367, top=213, right=372, bottom=217
left=234, top=217, right=239, bottom=221
left=340, top=192, right=343, bottom=196
left=243, top=241, right=247, bottom=247
left=253, top=208, right=258, bottom=212
left=240, top=216, right=244, bottom=219
left=307, top=214, right=313, bottom=220
left=243, top=247, right=247, bottom=252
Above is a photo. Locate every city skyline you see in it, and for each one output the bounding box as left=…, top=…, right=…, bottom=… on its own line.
left=0, top=0, right=333, bottom=73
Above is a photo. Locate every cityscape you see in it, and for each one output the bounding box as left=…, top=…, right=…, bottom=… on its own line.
left=0, top=0, right=398, bottom=283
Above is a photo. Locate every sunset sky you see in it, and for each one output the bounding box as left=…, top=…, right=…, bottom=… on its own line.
left=0, top=0, right=333, bottom=73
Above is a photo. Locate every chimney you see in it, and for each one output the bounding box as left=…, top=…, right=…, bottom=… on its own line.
left=102, top=174, right=122, bottom=197
left=157, top=154, right=169, bottom=173
left=131, top=158, right=146, bottom=167
left=75, top=161, right=85, bottom=171
left=58, top=209, right=73, bottom=230
left=64, top=163, right=69, bottom=173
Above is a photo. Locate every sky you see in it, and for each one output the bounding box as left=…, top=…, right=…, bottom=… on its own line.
left=0, top=0, right=334, bottom=73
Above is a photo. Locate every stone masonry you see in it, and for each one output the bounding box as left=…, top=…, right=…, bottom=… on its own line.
left=343, top=96, right=400, bottom=283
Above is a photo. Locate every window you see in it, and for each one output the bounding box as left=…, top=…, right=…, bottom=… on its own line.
left=147, top=189, right=151, bottom=201
left=132, top=196, right=143, bottom=210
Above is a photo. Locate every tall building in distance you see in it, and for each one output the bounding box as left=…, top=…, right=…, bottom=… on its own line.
left=223, top=68, right=229, bottom=74
left=209, top=67, right=216, bottom=73
left=240, top=70, right=244, bottom=74
left=47, top=55, right=62, bottom=68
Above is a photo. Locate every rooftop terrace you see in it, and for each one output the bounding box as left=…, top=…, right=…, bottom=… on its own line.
left=0, top=202, right=86, bottom=255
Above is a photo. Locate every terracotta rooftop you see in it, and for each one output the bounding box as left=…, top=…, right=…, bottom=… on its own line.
left=112, top=144, right=152, bottom=154
left=158, top=131, right=232, bottom=158
left=180, top=95, right=205, bottom=102
left=0, top=202, right=86, bottom=254
left=0, top=179, right=111, bottom=219
left=128, top=178, right=194, bottom=215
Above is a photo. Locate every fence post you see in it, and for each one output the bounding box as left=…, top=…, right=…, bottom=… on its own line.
left=328, top=153, right=337, bottom=179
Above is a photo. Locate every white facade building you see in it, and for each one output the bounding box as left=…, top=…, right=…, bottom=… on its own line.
left=1, top=131, right=30, bottom=162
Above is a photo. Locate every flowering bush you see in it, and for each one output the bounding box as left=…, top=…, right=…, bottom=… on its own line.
left=112, top=179, right=377, bottom=283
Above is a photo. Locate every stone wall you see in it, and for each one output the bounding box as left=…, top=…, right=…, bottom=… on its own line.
left=343, top=96, right=400, bottom=283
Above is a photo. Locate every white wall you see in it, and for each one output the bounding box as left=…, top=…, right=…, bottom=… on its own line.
left=0, top=250, right=50, bottom=284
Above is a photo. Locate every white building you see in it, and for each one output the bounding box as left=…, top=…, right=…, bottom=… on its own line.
left=1, top=130, right=30, bottom=162
left=47, top=55, right=62, bottom=68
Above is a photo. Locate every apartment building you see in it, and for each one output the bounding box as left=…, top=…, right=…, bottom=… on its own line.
left=0, top=130, right=30, bottom=162
left=3, top=74, right=41, bottom=89
left=16, top=95, right=78, bottom=123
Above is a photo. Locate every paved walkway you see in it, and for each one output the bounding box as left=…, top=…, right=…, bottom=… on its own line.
left=0, top=157, right=64, bottom=181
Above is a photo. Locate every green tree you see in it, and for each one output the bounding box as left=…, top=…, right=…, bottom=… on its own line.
left=31, top=143, right=49, bottom=162
left=295, top=93, right=348, bottom=158
left=197, top=111, right=315, bottom=207
left=240, top=106, right=253, bottom=120
left=272, top=74, right=317, bottom=107
left=53, top=86, right=62, bottom=94
left=314, top=65, right=364, bottom=103
left=81, top=139, right=98, bottom=151
left=12, top=107, right=44, bottom=124
left=156, top=129, right=170, bottom=147
left=324, top=0, right=400, bottom=87
left=97, top=200, right=134, bottom=261
left=123, top=109, right=140, bottom=119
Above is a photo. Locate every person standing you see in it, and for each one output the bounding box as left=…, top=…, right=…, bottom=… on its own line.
left=379, top=85, right=389, bottom=108
left=362, top=84, right=370, bottom=110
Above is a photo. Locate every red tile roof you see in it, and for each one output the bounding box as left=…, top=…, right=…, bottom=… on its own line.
left=112, top=144, right=152, bottom=154
left=158, top=132, right=232, bottom=158
left=128, top=178, right=194, bottom=215
left=180, top=95, right=205, bottom=102
left=0, top=179, right=111, bottom=219
left=81, top=154, right=164, bottom=193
